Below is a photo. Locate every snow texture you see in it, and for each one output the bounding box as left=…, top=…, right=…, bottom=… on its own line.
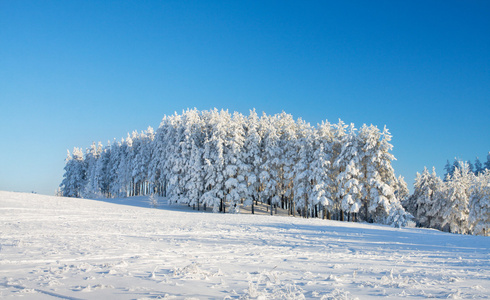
left=1, top=191, right=489, bottom=299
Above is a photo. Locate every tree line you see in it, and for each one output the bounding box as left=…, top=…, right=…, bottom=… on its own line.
left=60, top=108, right=412, bottom=227
left=403, top=158, right=490, bottom=236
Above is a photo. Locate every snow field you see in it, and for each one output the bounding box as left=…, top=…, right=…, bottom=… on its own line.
left=0, top=191, right=489, bottom=299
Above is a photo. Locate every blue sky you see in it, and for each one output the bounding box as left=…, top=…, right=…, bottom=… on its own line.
left=1, top=0, right=489, bottom=195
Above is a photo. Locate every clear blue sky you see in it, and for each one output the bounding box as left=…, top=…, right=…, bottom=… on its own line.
left=1, top=0, right=489, bottom=195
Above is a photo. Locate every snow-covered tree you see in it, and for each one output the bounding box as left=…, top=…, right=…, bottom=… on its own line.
left=83, top=142, right=103, bottom=198
left=95, top=142, right=111, bottom=197
left=359, top=125, right=407, bottom=225
left=405, top=167, right=442, bottom=228
left=223, top=112, right=247, bottom=213
left=259, top=113, right=282, bottom=214
left=441, top=163, right=471, bottom=234
left=314, top=120, right=335, bottom=219
left=242, top=109, right=263, bottom=214
left=292, top=119, right=315, bottom=218
left=334, top=123, right=362, bottom=222
left=469, top=170, right=490, bottom=236
left=201, top=109, right=228, bottom=212
left=60, top=147, right=86, bottom=198
left=474, top=157, right=484, bottom=175
left=485, top=152, right=490, bottom=171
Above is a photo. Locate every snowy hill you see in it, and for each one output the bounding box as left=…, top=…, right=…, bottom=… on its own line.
left=1, top=191, right=489, bottom=299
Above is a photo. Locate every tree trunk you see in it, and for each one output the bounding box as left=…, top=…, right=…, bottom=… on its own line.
left=364, top=203, right=368, bottom=223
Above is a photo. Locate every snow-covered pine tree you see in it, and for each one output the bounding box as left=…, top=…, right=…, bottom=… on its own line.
left=360, top=125, right=409, bottom=225
left=405, top=167, right=442, bottom=228
left=444, top=160, right=454, bottom=179
left=278, top=112, right=300, bottom=216
left=292, top=118, right=316, bottom=218
left=60, top=147, right=86, bottom=198
left=167, top=112, right=187, bottom=204
left=259, top=113, right=281, bottom=215
left=118, top=134, right=134, bottom=197
left=334, top=123, right=362, bottom=222
left=315, top=120, right=335, bottom=219
left=395, top=175, right=409, bottom=206
left=441, top=163, right=471, bottom=234
left=224, top=112, right=247, bottom=213
left=474, top=157, right=483, bottom=175
left=183, top=109, right=205, bottom=210
left=95, top=142, right=111, bottom=197
left=81, top=142, right=102, bottom=198
left=469, top=170, right=490, bottom=236
left=201, top=109, right=227, bottom=212
left=60, top=150, right=74, bottom=197
left=130, top=130, right=151, bottom=196
left=242, top=109, right=262, bottom=214
left=108, top=139, right=121, bottom=197
left=485, top=152, right=490, bottom=171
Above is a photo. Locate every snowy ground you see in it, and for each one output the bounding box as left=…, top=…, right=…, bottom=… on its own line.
left=1, top=191, right=489, bottom=299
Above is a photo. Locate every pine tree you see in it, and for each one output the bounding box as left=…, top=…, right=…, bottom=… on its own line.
left=444, top=160, right=454, bottom=179
left=60, top=147, right=86, bottom=198
left=83, top=142, right=102, bottom=198
left=329, top=119, right=348, bottom=220
left=224, top=112, right=247, bottom=213
left=334, top=124, right=362, bottom=222
left=485, top=152, right=490, bottom=171
left=469, top=170, right=490, bottom=236
left=259, top=113, right=281, bottom=215
left=474, top=157, right=483, bottom=175
left=441, top=163, right=471, bottom=234
left=201, top=109, right=227, bottom=212
left=95, top=142, right=111, bottom=197
left=407, top=167, right=442, bottom=228
left=292, top=119, right=315, bottom=218
left=315, top=120, right=335, bottom=219
left=242, top=109, right=262, bottom=214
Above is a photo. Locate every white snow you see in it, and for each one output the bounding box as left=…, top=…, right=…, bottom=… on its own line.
left=1, top=191, right=489, bottom=299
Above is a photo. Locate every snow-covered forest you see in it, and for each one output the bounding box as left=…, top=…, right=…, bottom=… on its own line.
left=60, top=109, right=412, bottom=227
left=404, top=162, right=490, bottom=236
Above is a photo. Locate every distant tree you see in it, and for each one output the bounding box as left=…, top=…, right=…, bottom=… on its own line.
left=467, top=160, right=475, bottom=174
left=406, top=167, right=442, bottom=228
left=485, top=152, right=490, bottom=171
left=469, top=170, right=490, bottom=236
left=83, top=142, right=102, bottom=198
left=474, top=157, right=484, bottom=175
left=60, top=148, right=86, bottom=198
left=95, top=143, right=111, bottom=197
left=444, top=160, right=454, bottom=179
left=395, top=175, right=410, bottom=205
left=441, top=163, right=471, bottom=234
